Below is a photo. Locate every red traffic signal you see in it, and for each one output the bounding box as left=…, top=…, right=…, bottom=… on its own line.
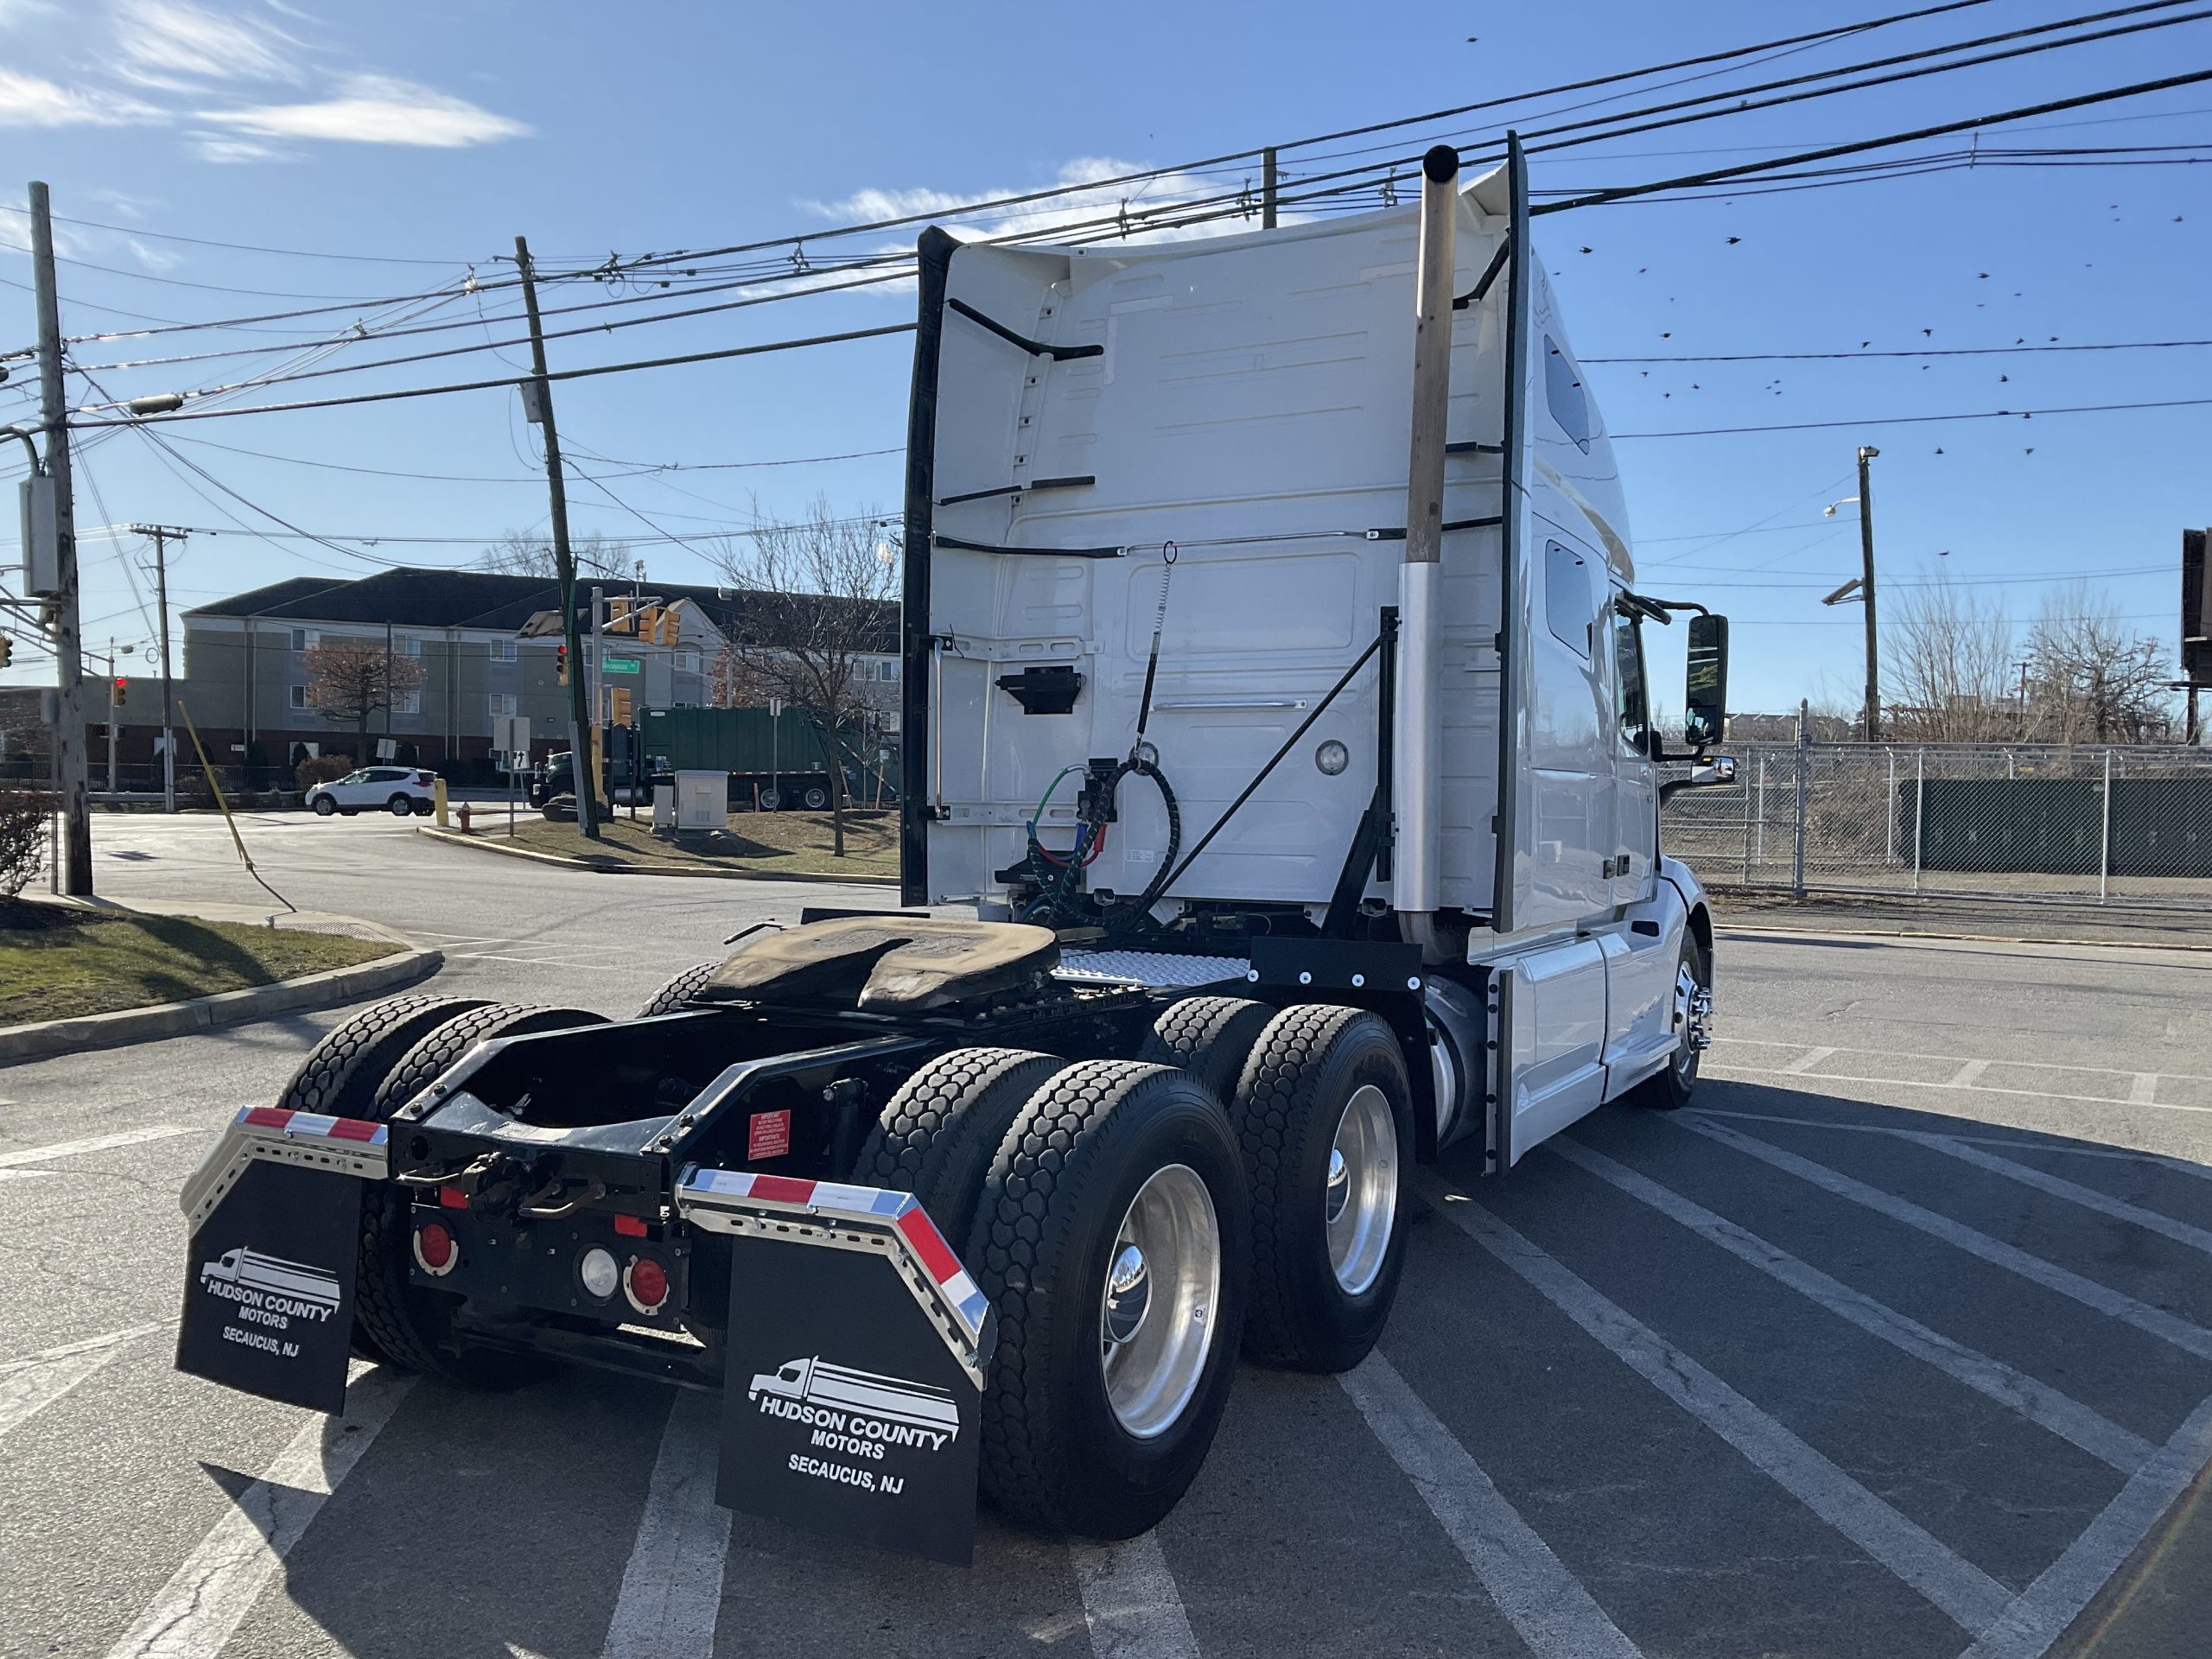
left=555, top=644, right=569, bottom=685
left=111, top=676, right=128, bottom=705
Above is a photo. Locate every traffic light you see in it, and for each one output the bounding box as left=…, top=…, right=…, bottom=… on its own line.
left=111, top=676, right=127, bottom=707
left=555, top=644, right=568, bottom=685
left=607, top=596, right=636, bottom=637
left=0, top=635, right=11, bottom=668
left=607, top=687, right=633, bottom=727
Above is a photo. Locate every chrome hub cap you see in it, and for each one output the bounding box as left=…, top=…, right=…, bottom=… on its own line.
left=1326, top=1084, right=1398, bottom=1296
left=1673, top=963, right=1714, bottom=1074
left=1100, top=1164, right=1219, bottom=1440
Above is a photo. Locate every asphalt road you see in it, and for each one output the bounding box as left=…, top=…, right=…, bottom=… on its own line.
left=3, top=814, right=2210, bottom=1659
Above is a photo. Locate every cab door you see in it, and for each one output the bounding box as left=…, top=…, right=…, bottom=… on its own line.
left=1608, top=598, right=1657, bottom=906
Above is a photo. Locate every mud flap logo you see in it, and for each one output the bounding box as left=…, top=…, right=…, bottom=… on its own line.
left=175, top=1161, right=362, bottom=1414
left=720, top=1237, right=982, bottom=1564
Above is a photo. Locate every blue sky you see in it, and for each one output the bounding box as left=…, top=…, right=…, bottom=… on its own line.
left=1, top=0, right=2206, bottom=716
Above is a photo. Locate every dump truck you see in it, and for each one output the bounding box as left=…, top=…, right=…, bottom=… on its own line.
left=175, top=143, right=1732, bottom=1565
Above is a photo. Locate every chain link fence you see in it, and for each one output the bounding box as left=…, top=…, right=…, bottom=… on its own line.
left=1662, top=741, right=2212, bottom=910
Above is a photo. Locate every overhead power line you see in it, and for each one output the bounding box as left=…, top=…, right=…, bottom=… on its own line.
left=1586, top=338, right=2212, bottom=364
left=1611, top=393, right=2212, bottom=438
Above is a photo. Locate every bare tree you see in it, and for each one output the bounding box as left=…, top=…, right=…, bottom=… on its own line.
left=301, top=639, right=428, bottom=761
left=1881, top=570, right=2018, bottom=741
left=477, top=529, right=626, bottom=580
left=711, top=498, right=899, bottom=855
left=2021, top=582, right=2177, bottom=744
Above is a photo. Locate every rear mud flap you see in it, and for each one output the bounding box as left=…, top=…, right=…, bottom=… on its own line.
left=174, top=1108, right=388, bottom=1414
left=677, top=1169, right=990, bottom=1566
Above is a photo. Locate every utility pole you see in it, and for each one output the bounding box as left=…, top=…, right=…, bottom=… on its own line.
left=1855, top=443, right=1881, bottom=743
left=29, top=181, right=91, bottom=893
left=131, top=524, right=185, bottom=812
left=1262, top=147, right=1279, bottom=229
left=514, top=235, right=600, bottom=839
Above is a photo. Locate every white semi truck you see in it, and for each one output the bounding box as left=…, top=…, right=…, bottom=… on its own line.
left=176, top=139, right=1731, bottom=1563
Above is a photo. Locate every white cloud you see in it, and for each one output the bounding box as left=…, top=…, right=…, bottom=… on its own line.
left=186, top=130, right=289, bottom=162
left=0, top=67, right=164, bottom=127
left=807, top=156, right=1276, bottom=251
left=201, top=73, right=527, bottom=147
left=110, top=0, right=302, bottom=90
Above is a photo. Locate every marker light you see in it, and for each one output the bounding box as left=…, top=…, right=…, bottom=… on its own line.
left=1315, top=740, right=1351, bottom=776
left=624, top=1255, right=671, bottom=1315
left=579, top=1247, right=620, bottom=1300
left=413, top=1221, right=457, bottom=1276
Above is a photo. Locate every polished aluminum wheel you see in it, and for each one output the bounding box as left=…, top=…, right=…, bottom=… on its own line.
left=1673, top=957, right=1713, bottom=1079
left=1100, top=1163, right=1220, bottom=1440
left=1325, top=1084, right=1398, bottom=1295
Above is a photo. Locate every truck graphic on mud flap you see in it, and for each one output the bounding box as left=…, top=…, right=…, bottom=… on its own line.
left=199, top=1246, right=342, bottom=1313
left=748, top=1356, right=961, bottom=1441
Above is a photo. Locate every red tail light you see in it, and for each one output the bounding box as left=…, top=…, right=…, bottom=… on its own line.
left=414, top=1220, right=458, bottom=1275
left=624, top=1255, right=670, bottom=1315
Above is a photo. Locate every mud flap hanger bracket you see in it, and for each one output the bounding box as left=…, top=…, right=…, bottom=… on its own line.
left=675, top=1169, right=995, bottom=1388
left=179, top=1106, right=391, bottom=1233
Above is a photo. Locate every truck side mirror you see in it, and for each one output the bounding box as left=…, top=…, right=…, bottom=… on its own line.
left=1684, top=614, right=1728, bottom=747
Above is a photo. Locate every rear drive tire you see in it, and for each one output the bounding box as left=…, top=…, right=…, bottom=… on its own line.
left=758, top=787, right=782, bottom=812
left=636, top=961, right=720, bottom=1018
left=353, top=1002, right=607, bottom=1388
left=803, top=785, right=830, bottom=810
left=1231, top=1005, right=1412, bottom=1373
left=1137, top=996, right=1275, bottom=1106
left=277, top=994, right=495, bottom=1122
left=1630, top=936, right=1710, bottom=1111
left=854, top=1047, right=1065, bottom=1243
left=966, top=1059, right=1247, bottom=1539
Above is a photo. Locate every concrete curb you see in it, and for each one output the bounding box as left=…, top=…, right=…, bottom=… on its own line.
left=415, top=823, right=900, bottom=887
left=0, top=942, right=442, bottom=1065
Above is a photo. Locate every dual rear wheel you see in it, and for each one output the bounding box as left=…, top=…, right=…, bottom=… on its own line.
left=857, top=996, right=1412, bottom=1536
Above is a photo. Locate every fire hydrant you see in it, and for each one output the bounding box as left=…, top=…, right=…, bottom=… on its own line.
left=456, top=802, right=473, bottom=835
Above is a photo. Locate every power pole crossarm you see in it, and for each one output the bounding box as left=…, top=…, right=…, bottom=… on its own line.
left=30, top=181, right=92, bottom=893
left=514, top=235, right=600, bottom=839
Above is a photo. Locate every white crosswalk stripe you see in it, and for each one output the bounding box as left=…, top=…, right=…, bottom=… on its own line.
left=1071, top=1532, right=1202, bottom=1659
left=600, top=1389, right=731, bottom=1659
left=1419, top=1173, right=2015, bottom=1633
left=1906, top=1133, right=2212, bottom=1258
left=1341, top=1351, right=1643, bottom=1659
left=1549, top=1137, right=2153, bottom=1471
left=103, top=1367, right=411, bottom=1659
left=0, top=1324, right=171, bottom=1444
left=1680, top=1115, right=2212, bottom=1361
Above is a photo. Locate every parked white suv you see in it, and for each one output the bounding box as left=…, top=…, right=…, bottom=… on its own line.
left=306, top=766, right=436, bottom=817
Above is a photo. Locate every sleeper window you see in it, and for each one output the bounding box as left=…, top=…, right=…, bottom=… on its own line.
left=1543, top=541, right=1593, bottom=658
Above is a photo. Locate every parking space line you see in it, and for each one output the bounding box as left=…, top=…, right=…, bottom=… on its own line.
left=1340, top=1351, right=1643, bottom=1659
left=1419, top=1176, right=2013, bottom=1634
left=1906, top=1135, right=2212, bottom=1259
left=1071, top=1532, right=1201, bottom=1659
left=1549, top=1139, right=2152, bottom=1473
left=1695, top=1108, right=2212, bottom=1183
left=0, top=1323, right=170, bottom=1444
left=1706, top=1063, right=2212, bottom=1116
left=1957, top=1390, right=2212, bottom=1659
left=453, top=953, right=623, bottom=970
left=1680, top=1116, right=2212, bottom=1361
left=1780, top=1046, right=1838, bottom=1075
left=1950, top=1059, right=1990, bottom=1088
left=1712, top=1039, right=2212, bottom=1089
left=0, top=1125, right=200, bottom=1169
left=103, top=1367, right=412, bottom=1659
left=2128, top=1073, right=2160, bottom=1104
left=601, top=1389, right=729, bottom=1659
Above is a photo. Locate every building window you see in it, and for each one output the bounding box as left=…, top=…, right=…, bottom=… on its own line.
left=673, top=650, right=700, bottom=674
left=491, top=639, right=518, bottom=663
left=394, top=690, right=422, bottom=715
left=288, top=684, right=309, bottom=709
left=488, top=692, right=518, bottom=718
left=289, top=628, right=319, bottom=652
left=397, top=633, right=423, bottom=657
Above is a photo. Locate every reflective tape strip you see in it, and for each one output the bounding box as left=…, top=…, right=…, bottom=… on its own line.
left=234, top=1106, right=386, bottom=1147
left=896, top=1206, right=963, bottom=1285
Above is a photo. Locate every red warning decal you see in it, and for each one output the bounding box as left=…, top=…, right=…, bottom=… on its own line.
left=747, top=1109, right=791, bottom=1161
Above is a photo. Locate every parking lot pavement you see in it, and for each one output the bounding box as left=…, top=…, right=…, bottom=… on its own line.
left=6, top=877, right=2212, bottom=1656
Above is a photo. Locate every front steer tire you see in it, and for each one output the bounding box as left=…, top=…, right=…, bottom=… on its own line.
left=853, top=1046, right=1065, bottom=1246
left=965, top=1059, right=1248, bottom=1540
left=1232, top=1005, right=1413, bottom=1373
left=1629, top=935, right=1710, bottom=1112
left=353, top=1001, right=607, bottom=1388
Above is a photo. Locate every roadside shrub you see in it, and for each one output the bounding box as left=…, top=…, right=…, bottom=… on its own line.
left=296, top=754, right=353, bottom=791
left=0, top=788, right=53, bottom=899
